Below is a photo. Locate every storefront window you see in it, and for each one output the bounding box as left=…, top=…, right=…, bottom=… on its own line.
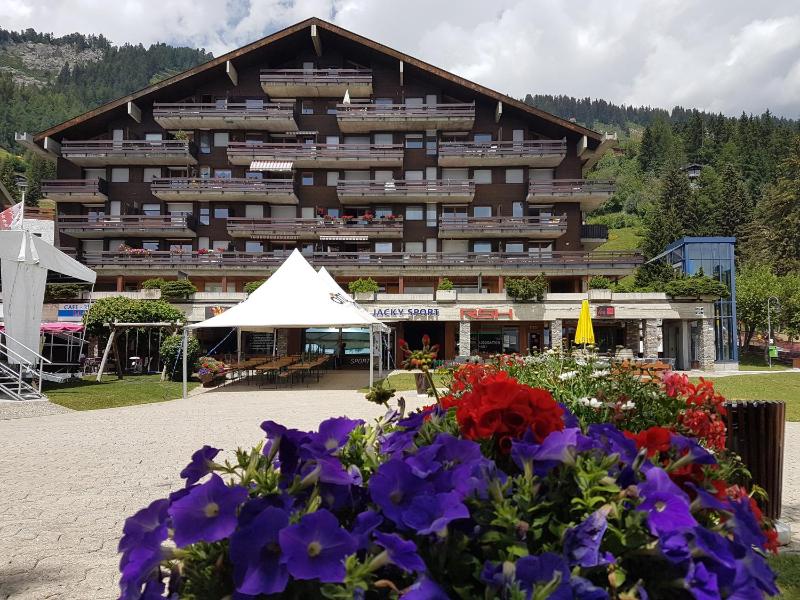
left=471, top=326, right=519, bottom=355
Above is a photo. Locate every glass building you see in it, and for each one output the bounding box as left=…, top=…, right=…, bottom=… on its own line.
left=653, top=237, right=738, bottom=365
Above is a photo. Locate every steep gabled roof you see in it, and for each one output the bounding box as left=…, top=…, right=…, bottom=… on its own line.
left=35, top=17, right=603, bottom=143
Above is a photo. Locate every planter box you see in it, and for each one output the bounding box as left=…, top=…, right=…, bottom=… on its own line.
left=588, top=289, right=612, bottom=301
left=354, top=291, right=376, bottom=301
left=436, top=289, right=457, bottom=302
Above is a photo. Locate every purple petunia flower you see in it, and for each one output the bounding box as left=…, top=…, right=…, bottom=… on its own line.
left=401, top=491, right=469, bottom=535
left=563, top=507, right=610, bottom=568
left=380, top=430, right=417, bottom=456
left=659, top=530, right=693, bottom=565
left=261, top=420, right=310, bottom=476
left=370, top=459, right=433, bottom=525
left=670, top=434, right=716, bottom=465
left=374, top=532, right=426, bottom=573
left=229, top=506, right=289, bottom=596
left=686, top=483, right=729, bottom=512
left=168, top=474, right=249, bottom=547
left=278, top=509, right=356, bottom=583
left=692, top=526, right=736, bottom=573
left=352, top=510, right=383, bottom=550
left=118, top=499, right=170, bottom=600
left=304, top=417, right=364, bottom=457
left=399, top=576, right=450, bottom=599
left=685, top=561, right=719, bottom=600
left=585, top=424, right=638, bottom=464
left=396, top=406, right=436, bottom=430
left=179, top=445, right=220, bottom=487
left=636, top=467, right=697, bottom=536
left=512, top=428, right=582, bottom=477
left=514, top=553, right=572, bottom=600
left=569, top=576, right=610, bottom=600
left=731, top=544, right=779, bottom=597
left=725, top=496, right=767, bottom=549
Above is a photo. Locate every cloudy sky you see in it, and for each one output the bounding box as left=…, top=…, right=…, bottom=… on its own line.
left=2, top=0, right=799, bottom=118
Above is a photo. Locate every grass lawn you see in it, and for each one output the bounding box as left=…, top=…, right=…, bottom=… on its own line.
left=594, top=227, right=642, bottom=252
left=738, top=352, right=789, bottom=371
left=770, top=554, right=800, bottom=599
left=45, top=374, right=199, bottom=411
left=694, top=373, right=800, bottom=421
left=359, top=372, right=448, bottom=393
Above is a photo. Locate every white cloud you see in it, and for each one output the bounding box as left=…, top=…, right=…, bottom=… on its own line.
left=1, top=0, right=798, bottom=117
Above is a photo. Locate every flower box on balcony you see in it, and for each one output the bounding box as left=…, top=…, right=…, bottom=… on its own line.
left=354, top=291, right=376, bottom=301
left=588, top=289, right=612, bottom=301
left=436, top=289, right=457, bottom=302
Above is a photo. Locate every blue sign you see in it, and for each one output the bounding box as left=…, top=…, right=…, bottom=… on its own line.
left=58, top=303, right=90, bottom=322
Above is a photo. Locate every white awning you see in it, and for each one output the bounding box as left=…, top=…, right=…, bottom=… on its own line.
left=250, top=160, right=293, bottom=172
left=319, top=235, right=368, bottom=242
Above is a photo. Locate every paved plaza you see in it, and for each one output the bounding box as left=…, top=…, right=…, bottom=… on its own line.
left=0, top=373, right=798, bottom=599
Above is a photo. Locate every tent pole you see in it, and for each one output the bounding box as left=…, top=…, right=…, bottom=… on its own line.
left=236, top=328, right=242, bottom=363
left=369, top=325, right=374, bottom=388
left=182, top=328, right=188, bottom=399
left=378, top=329, right=383, bottom=378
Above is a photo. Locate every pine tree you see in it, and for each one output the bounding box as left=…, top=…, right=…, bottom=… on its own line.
left=24, top=153, right=54, bottom=206
left=694, top=166, right=724, bottom=235
left=718, top=164, right=751, bottom=239
left=0, top=157, right=20, bottom=203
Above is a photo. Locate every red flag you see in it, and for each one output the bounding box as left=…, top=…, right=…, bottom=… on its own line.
left=0, top=202, right=23, bottom=230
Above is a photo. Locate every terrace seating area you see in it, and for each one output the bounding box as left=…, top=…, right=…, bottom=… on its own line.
left=212, top=353, right=334, bottom=387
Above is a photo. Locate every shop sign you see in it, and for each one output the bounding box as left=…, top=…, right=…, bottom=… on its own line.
left=459, top=308, right=514, bottom=320
left=372, top=307, right=440, bottom=319
left=58, top=303, right=90, bottom=322
left=595, top=306, right=615, bottom=318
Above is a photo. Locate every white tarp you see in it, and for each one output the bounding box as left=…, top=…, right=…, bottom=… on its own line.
left=0, top=230, right=96, bottom=363
left=317, top=267, right=389, bottom=333
left=187, top=249, right=382, bottom=330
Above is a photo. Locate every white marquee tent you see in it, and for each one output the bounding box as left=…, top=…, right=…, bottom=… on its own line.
left=0, top=230, right=96, bottom=365
left=182, top=250, right=386, bottom=395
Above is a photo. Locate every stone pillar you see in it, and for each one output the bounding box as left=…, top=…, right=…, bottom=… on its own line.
left=221, top=275, right=228, bottom=291
left=458, top=320, right=471, bottom=357
left=550, top=319, right=563, bottom=350
left=497, top=275, right=505, bottom=293
left=276, top=329, right=288, bottom=356
left=116, top=275, right=124, bottom=292
left=625, top=320, right=641, bottom=357
left=680, top=320, right=691, bottom=370
left=398, top=276, right=404, bottom=293
left=643, top=320, right=660, bottom=360
left=697, top=319, right=716, bottom=371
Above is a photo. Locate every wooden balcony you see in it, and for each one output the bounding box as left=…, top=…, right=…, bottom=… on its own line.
left=437, top=216, right=568, bottom=239
left=150, top=178, right=297, bottom=204
left=57, top=215, right=196, bottom=238
left=260, top=68, right=372, bottom=97
left=152, top=102, right=297, bottom=131
left=226, top=217, right=404, bottom=240
left=337, top=103, right=475, bottom=132
left=80, top=249, right=642, bottom=276
left=580, top=223, right=609, bottom=250
left=41, top=179, right=108, bottom=203
left=338, top=179, right=475, bottom=205
left=438, top=140, right=566, bottom=167
left=61, top=140, right=197, bottom=166
left=527, top=179, right=615, bottom=211
left=227, top=142, right=404, bottom=168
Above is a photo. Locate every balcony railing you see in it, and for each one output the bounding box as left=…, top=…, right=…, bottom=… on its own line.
left=57, top=214, right=196, bottom=237
left=41, top=178, right=108, bottom=201
left=438, top=140, right=567, bottom=167
left=527, top=179, right=615, bottom=210
left=80, top=250, right=643, bottom=272
left=337, top=179, right=475, bottom=204
left=438, top=216, right=568, bottom=238
left=227, top=142, right=404, bottom=167
left=152, top=102, right=296, bottom=131
left=151, top=178, right=296, bottom=202
left=581, top=223, right=609, bottom=240
left=226, top=217, right=405, bottom=239
left=337, top=103, right=475, bottom=132
left=61, top=140, right=197, bottom=165
left=260, top=69, right=373, bottom=96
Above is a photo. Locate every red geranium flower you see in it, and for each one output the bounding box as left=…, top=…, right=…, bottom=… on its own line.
left=624, top=426, right=672, bottom=457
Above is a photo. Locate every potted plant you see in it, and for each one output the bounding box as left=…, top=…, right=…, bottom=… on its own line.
left=196, top=356, right=228, bottom=386
left=398, top=334, right=439, bottom=394
left=436, top=277, right=457, bottom=301
left=348, top=277, right=379, bottom=301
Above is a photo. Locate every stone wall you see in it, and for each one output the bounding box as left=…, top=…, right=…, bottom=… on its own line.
left=697, top=319, right=716, bottom=370
left=276, top=329, right=288, bottom=356
left=624, top=320, right=640, bottom=356
left=643, top=319, right=660, bottom=359
left=458, top=320, right=471, bottom=356
left=550, top=319, right=562, bottom=350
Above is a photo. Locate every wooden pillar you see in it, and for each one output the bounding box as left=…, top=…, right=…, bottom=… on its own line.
left=498, top=276, right=505, bottom=293
left=221, top=275, right=228, bottom=291
left=116, top=275, right=124, bottom=292
left=398, top=276, right=404, bottom=293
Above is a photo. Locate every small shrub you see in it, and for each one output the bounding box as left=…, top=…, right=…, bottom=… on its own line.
left=160, top=280, right=197, bottom=300
left=244, top=280, right=266, bottom=294
left=83, top=297, right=184, bottom=337
left=663, top=273, right=730, bottom=299
left=141, top=278, right=166, bottom=290
left=160, top=334, right=201, bottom=380
left=44, top=283, right=83, bottom=301
left=348, top=277, right=379, bottom=294
left=505, top=275, right=547, bottom=301
left=437, top=277, right=454, bottom=291
left=588, top=276, right=613, bottom=290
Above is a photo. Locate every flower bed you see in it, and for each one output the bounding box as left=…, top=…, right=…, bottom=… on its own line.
left=196, top=356, right=228, bottom=386
left=118, top=354, right=778, bottom=599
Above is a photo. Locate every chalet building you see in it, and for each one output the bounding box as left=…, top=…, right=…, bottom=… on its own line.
left=17, top=18, right=732, bottom=370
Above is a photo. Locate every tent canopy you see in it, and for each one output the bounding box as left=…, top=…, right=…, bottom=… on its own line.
left=187, top=249, right=383, bottom=330
left=317, top=267, right=389, bottom=333
left=0, top=230, right=96, bottom=283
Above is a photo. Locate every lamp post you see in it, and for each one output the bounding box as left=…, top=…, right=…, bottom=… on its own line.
left=766, top=296, right=779, bottom=368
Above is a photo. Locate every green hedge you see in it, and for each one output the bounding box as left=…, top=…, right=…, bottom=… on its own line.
left=588, top=276, right=613, bottom=290
left=83, top=297, right=184, bottom=337
left=348, top=277, right=380, bottom=294
left=505, top=275, right=547, bottom=301
left=160, top=334, right=201, bottom=381
left=141, top=278, right=197, bottom=299
left=44, top=283, right=84, bottom=301
left=244, top=280, right=266, bottom=294
left=437, top=278, right=455, bottom=291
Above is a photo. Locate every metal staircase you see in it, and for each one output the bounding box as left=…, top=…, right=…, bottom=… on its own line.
left=0, top=332, right=51, bottom=402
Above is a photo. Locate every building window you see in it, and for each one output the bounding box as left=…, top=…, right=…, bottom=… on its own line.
left=143, top=168, right=161, bottom=182
left=406, top=206, right=424, bottom=221
left=213, top=240, right=229, bottom=251
left=213, top=132, right=229, bottom=147
left=405, top=241, right=423, bottom=253
left=375, top=242, right=393, bottom=253
left=404, top=170, right=423, bottom=181
left=301, top=101, right=314, bottom=115
left=405, top=133, right=423, bottom=149
left=512, top=202, right=525, bottom=217
left=142, top=203, right=160, bottom=216
left=426, top=238, right=437, bottom=253
left=170, top=242, right=192, bottom=253
left=375, top=206, right=393, bottom=219
left=200, top=208, right=210, bottom=225
left=374, top=133, right=393, bottom=145
left=205, top=282, right=222, bottom=292
left=473, top=169, right=491, bottom=184
left=111, top=168, right=129, bottom=183
left=426, top=204, right=437, bottom=227
left=426, top=137, right=437, bottom=156
left=214, top=207, right=229, bottom=219
left=245, top=171, right=262, bottom=179
left=142, top=241, right=160, bottom=251
left=442, top=206, right=468, bottom=222
left=326, top=171, right=339, bottom=187
left=246, top=241, right=264, bottom=253
left=301, top=172, right=314, bottom=185
left=199, top=133, right=211, bottom=154
left=473, top=241, right=492, bottom=253
left=198, top=236, right=210, bottom=250
left=474, top=133, right=492, bottom=143
left=505, top=168, right=524, bottom=184
left=326, top=102, right=337, bottom=115
left=326, top=208, right=340, bottom=218
left=214, top=169, right=232, bottom=179
left=473, top=206, right=492, bottom=218
left=442, top=168, right=468, bottom=181
left=506, top=242, right=525, bottom=253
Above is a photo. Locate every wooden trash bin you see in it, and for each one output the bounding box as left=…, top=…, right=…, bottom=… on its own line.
left=724, top=401, right=786, bottom=520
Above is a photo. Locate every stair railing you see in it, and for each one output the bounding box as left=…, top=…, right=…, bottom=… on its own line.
left=0, top=331, right=52, bottom=394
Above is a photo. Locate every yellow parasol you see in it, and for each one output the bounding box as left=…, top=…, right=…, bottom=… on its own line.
left=574, top=299, right=595, bottom=345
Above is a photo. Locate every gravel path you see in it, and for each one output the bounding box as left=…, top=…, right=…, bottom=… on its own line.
left=0, top=372, right=429, bottom=600
left=0, top=400, right=72, bottom=421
